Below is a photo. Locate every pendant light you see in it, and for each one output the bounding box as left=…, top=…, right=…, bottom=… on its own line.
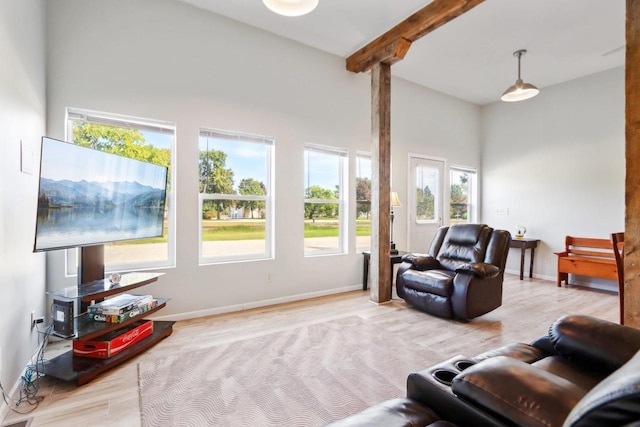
left=263, top=0, right=319, bottom=17
left=501, top=49, right=540, bottom=102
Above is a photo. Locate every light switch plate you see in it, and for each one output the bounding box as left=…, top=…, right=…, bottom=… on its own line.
left=20, top=139, right=34, bottom=175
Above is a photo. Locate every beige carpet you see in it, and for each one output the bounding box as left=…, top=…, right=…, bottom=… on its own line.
left=137, top=315, right=438, bottom=427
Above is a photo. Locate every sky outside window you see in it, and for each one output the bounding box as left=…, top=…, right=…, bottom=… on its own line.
left=199, top=136, right=268, bottom=191
left=304, top=149, right=341, bottom=192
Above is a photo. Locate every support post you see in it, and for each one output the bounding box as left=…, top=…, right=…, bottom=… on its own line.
left=626, top=0, right=640, bottom=327
left=370, top=63, right=392, bottom=303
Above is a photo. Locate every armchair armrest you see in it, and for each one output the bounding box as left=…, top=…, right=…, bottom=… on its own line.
left=549, top=314, right=640, bottom=372
left=402, top=254, right=440, bottom=271
left=452, top=356, right=585, bottom=427
left=454, top=262, right=499, bottom=279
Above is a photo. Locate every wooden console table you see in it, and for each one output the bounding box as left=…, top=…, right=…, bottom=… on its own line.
left=509, top=238, right=540, bottom=280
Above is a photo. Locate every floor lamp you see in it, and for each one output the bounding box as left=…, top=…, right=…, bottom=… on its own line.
left=390, top=191, right=402, bottom=254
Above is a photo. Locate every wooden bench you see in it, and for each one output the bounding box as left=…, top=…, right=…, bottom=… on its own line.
left=555, top=236, right=618, bottom=287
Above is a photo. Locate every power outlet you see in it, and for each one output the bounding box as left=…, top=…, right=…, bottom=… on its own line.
left=31, top=310, right=44, bottom=329
left=496, top=208, right=509, bottom=215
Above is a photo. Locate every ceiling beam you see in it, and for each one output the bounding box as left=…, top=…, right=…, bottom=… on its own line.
left=346, top=0, right=486, bottom=73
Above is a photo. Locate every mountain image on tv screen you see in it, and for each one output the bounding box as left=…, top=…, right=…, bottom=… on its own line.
left=34, top=137, right=168, bottom=252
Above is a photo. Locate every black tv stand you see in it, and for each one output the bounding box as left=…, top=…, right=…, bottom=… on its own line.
left=44, top=272, right=173, bottom=385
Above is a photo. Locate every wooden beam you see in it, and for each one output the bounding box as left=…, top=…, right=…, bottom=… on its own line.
left=370, top=62, right=392, bottom=303
left=625, top=0, right=640, bottom=328
left=347, top=0, right=485, bottom=73
left=350, top=38, right=412, bottom=76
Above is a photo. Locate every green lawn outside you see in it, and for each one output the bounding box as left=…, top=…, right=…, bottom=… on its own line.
left=113, top=218, right=372, bottom=244
left=202, top=222, right=266, bottom=241
left=111, top=231, right=168, bottom=245
left=355, top=220, right=371, bottom=236
left=201, top=219, right=371, bottom=240
left=111, top=217, right=472, bottom=246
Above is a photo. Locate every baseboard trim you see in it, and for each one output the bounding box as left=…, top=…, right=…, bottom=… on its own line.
left=504, top=269, right=617, bottom=293
left=504, top=269, right=555, bottom=282
left=151, top=284, right=363, bottom=322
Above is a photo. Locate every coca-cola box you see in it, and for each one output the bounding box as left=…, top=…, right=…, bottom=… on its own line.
left=73, top=320, right=154, bottom=358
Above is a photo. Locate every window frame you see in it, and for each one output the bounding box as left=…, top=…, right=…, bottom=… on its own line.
left=303, top=144, right=348, bottom=256
left=64, top=108, right=177, bottom=275
left=198, top=128, right=275, bottom=264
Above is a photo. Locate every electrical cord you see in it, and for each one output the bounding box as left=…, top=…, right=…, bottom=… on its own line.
left=0, top=322, right=53, bottom=414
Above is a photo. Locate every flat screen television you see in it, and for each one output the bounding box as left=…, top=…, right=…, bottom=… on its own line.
left=34, top=136, right=168, bottom=284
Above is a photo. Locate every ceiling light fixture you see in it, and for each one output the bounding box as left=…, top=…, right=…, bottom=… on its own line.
left=501, top=49, right=540, bottom=102
left=263, top=0, right=319, bottom=17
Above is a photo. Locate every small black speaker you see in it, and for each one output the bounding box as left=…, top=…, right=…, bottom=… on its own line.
left=52, top=298, right=74, bottom=338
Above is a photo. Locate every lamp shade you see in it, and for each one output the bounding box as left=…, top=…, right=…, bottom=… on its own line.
left=263, top=0, right=319, bottom=16
left=390, top=191, right=402, bottom=207
left=501, top=79, right=540, bottom=102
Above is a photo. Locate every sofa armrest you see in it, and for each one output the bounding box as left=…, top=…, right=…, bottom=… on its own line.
left=452, top=356, right=585, bottom=427
left=324, top=398, right=445, bottom=427
left=454, top=263, right=499, bottom=279
left=549, top=315, right=640, bottom=373
left=402, top=254, right=440, bottom=271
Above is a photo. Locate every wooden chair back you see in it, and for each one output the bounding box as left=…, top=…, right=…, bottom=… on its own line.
left=611, top=232, right=625, bottom=325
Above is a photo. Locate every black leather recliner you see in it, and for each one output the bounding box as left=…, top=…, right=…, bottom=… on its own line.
left=396, top=224, right=511, bottom=320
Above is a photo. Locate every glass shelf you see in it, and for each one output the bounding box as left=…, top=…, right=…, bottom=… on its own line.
left=47, top=272, right=164, bottom=302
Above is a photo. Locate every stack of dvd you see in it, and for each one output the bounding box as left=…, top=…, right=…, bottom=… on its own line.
left=88, top=293, right=157, bottom=324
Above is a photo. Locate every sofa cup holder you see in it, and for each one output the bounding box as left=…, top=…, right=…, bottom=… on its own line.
left=432, top=369, right=458, bottom=386
left=454, top=360, right=476, bottom=371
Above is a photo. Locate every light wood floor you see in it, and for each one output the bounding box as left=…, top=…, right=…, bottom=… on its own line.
left=2, top=274, right=618, bottom=427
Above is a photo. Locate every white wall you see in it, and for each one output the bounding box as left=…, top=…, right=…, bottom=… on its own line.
left=481, top=67, right=624, bottom=287
left=0, top=0, right=47, bottom=399
left=45, top=0, right=481, bottom=318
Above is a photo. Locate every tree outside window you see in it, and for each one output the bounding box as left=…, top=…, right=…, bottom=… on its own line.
left=238, top=179, right=266, bottom=219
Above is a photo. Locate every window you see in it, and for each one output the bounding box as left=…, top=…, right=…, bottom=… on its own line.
left=304, top=144, right=347, bottom=255
left=199, top=129, right=274, bottom=263
left=449, top=166, right=477, bottom=224
left=65, top=108, right=175, bottom=273
left=355, top=153, right=372, bottom=251
left=414, top=162, right=441, bottom=223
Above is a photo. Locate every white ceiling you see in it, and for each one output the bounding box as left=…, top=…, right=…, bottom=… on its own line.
left=177, top=0, right=625, bottom=105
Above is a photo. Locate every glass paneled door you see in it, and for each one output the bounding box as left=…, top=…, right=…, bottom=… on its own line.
left=408, top=156, right=444, bottom=253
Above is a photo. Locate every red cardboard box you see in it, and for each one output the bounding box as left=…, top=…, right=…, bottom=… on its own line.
left=73, top=320, right=153, bottom=358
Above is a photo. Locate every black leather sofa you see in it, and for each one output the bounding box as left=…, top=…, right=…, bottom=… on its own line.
left=396, top=224, right=511, bottom=320
left=326, top=314, right=640, bottom=426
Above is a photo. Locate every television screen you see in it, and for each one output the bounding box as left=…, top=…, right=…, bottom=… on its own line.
left=34, top=137, right=168, bottom=252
